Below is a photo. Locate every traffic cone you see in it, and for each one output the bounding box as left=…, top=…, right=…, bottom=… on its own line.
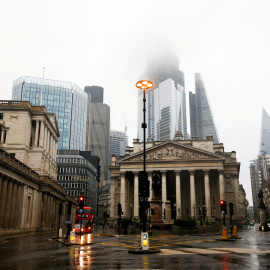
left=221, top=226, right=229, bottom=240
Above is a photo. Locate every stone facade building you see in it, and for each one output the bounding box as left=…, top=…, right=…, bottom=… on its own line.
left=0, top=100, right=76, bottom=236
left=109, top=134, right=243, bottom=228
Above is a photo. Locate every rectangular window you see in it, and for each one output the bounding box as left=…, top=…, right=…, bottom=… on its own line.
left=0, top=113, right=3, bottom=120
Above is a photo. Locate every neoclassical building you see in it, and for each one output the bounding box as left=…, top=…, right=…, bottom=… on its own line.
left=109, top=133, right=242, bottom=227
left=0, top=100, right=76, bottom=236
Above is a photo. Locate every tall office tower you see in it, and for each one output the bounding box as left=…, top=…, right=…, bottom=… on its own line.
left=189, top=73, right=220, bottom=143
left=137, top=52, right=187, bottom=141
left=84, top=86, right=110, bottom=182
left=260, top=108, right=270, bottom=154
left=109, top=130, right=128, bottom=179
left=12, top=76, right=87, bottom=150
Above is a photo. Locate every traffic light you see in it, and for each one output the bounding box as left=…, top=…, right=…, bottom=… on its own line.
left=229, top=202, right=234, bottom=215
left=118, top=203, right=122, bottom=215
left=140, top=198, right=150, bottom=210
left=220, top=200, right=227, bottom=214
left=141, top=179, right=150, bottom=198
left=79, top=196, right=84, bottom=210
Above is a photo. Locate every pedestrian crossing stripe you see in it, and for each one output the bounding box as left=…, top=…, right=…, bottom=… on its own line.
left=159, top=248, right=270, bottom=255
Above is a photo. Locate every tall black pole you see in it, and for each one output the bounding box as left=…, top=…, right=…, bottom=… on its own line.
left=143, top=88, right=146, bottom=173
left=142, top=88, right=147, bottom=233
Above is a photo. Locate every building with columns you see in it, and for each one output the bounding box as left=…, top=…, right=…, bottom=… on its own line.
left=109, top=133, right=243, bottom=227
left=0, top=100, right=76, bottom=236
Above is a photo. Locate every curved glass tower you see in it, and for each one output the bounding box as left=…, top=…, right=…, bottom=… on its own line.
left=12, top=76, right=87, bottom=150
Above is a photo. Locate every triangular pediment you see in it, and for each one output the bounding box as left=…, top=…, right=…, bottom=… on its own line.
left=120, top=141, right=225, bottom=163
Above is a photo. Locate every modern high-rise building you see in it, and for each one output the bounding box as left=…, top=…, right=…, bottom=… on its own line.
left=12, top=76, right=88, bottom=150
left=189, top=73, right=220, bottom=144
left=260, top=108, right=270, bottom=154
left=109, top=130, right=128, bottom=180
left=84, top=86, right=110, bottom=182
left=137, top=52, right=187, bottom=141
left=56, top=150, right=100, bottom=215
left=249, top=108, right=270, bottom=219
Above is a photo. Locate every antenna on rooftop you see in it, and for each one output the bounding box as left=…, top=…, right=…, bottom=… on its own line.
left=40, top=67, right=45, bottom=106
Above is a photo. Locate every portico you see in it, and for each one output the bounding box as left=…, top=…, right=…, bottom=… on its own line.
left=109, top=136, right=241, bottom=227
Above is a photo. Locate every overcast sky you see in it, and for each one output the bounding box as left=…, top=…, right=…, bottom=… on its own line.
left=1, top=0, right=270, bottom=204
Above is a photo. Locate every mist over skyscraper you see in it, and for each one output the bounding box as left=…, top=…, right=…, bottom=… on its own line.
left=189, top=73, right=220, bottom=144
left=137, top=51, right=187, bottom=141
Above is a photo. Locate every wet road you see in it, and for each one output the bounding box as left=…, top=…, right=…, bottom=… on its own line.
left=0, top=224, right=270, bottom=269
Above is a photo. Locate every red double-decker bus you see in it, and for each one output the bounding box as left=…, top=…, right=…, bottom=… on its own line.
left=74, top=207, right=94, bottom=234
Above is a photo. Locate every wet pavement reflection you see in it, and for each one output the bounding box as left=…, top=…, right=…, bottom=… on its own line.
left=0, top=224, right=269, bottom=269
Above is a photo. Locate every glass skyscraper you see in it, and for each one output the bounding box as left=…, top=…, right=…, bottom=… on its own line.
left=12, top=76, right=87, bottom=150
left=84, top=86, right=110, bottom=182
left=109, top=130, right=127, bottom=180
left=260, top=108, right=270, bottom=154
left=189, top=73, right=219, bottom=143
left=137, top=52, right=187, bottom=141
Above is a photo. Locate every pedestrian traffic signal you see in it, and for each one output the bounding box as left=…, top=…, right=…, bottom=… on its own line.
left=79, top=196, right=84, bottom=210
left=220, top=200, right=227, bottom=214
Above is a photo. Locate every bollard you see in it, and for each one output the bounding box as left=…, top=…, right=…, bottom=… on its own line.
left=262, top=226, right=264, bottom=231
left=70, top=231, right=75, bottom=243
left=221, top=226, right=229, bottom=240
left=232, top=226, right=238, bottom=238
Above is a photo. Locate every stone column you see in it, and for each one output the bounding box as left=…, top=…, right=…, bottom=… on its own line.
left=175, top=170, right=181, bottom=219
left=9, top=181, right=18, bottom=228
left=120, top=173, right=126, bottom=217
left=0, top=178, right=8, bottom=228
left=204, top=170, right=211, bottom=220
left=0, top=174, right=3, bottom=195
left=43, top=193, right=48, bottom=228
left=1, top=128, right=4, bottom=142
left=147, top=171, right=153, bottom=201
left=43, top=126, right=47, bottom=152
left=219, top=170, right=225, bottom=201
left=47, top=195, right=52, bottom=228
left=15, top=184, right=24, bottom=229
left=39, top=121, right=44, bottom=148
left=34, top=120, right=40, bottom=146
left=3, top=180, right=13, bottom=229
left=110, top=178, right=116, bottom=219
left=161, top=171, right=167, bottom=214
left=190, top=170, right=196, bottom=218
left=133, top=172, right=139, bottom=218
left=233, top=175, right=240, bottom=218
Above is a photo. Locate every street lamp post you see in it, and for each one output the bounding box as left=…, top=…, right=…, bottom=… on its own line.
left=136, top=80, right=153, bottom=227
left=136, top=80, right=153, bottom=250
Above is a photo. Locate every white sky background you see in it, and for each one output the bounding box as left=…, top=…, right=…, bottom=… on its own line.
left=1, top=0, right=270, bottom=205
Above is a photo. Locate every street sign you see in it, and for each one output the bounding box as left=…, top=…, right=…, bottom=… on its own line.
left=70, top=231, right=75, bottom=243
left=141, top=232, right=149, bottom=250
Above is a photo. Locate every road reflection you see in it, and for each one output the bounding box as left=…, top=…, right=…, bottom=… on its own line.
left=70, top=234, right=94, bottom=269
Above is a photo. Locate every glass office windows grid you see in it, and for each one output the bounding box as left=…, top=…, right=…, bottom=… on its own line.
left=12, top=76, right=87, bottom=150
